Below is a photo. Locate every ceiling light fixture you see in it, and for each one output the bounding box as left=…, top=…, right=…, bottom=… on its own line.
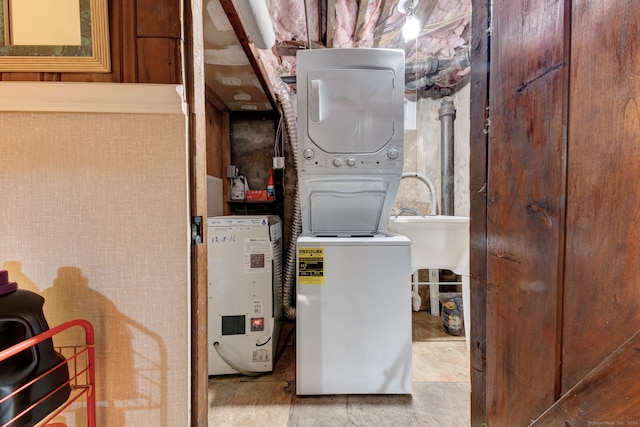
left=399, top=0, right=420, bottom=41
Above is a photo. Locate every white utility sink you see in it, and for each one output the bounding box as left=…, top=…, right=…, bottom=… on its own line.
left=387, top=215, right=469, bottom=274
left=388, top=214, right=470, bottom=350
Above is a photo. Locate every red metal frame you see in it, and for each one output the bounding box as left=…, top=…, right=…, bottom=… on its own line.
left=0, top=319, right=96, bottom=427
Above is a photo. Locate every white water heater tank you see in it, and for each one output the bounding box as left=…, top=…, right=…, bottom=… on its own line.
left=207, top=215, right=282, bottom=375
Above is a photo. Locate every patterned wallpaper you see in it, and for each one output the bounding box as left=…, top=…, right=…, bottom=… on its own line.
left=0, top=83, right=190, bottom=425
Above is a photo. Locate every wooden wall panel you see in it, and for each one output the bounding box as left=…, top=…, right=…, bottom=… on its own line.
left=137, top=0, right=181, bottom=37
left=0, top=72, right=43, bottom=81
left=205, top=88, right=231, bottom=217
left=468, top=0, right=490, bottom=424
left=206, top=88, right=230, bottom=179
left=120, top=0, right=139, bottom=82
left=137, top=38, right=181, bottom=84
left=0, top=0, right=181, bottom=85
left=562, top=0, right=640, bottom=392
left=474, top=0, right=640, bottom=424
left=531, top=330, right=640, bottom=425
left=184, top=0, right=208, bottom=425
left=206, top=106, right=224, bottom=178
left=485, top=0, right=568, bottom=425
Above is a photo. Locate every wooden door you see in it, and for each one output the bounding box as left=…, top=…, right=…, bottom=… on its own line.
left=470, top=0, right=640, bottom=425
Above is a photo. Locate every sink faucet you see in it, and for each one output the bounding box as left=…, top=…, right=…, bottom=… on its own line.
left=399, top=172, right=439, bottom=215
left=393, top=207, right=426, bottom=217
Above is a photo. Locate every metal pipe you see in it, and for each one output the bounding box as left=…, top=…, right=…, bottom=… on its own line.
left=404, top=48, right=471, bottom=90
left=438, top=97, right=456, bottom=215
left=405, top=57, right=441, bottom=76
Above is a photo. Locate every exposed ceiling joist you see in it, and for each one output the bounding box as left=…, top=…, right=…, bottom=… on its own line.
left=354, top=0, right=371, bottom=43
left=372, top=0, right=391, bottom=48
left=205, top=0, right=472, bottom=112
left=326, top=0, right=336, bottom=47
left=218, top=0, right=277, bottom=109
left=317, top=0, right=324, bottom=42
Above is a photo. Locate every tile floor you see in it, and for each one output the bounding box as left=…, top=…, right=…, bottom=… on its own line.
left=208, top=310, right=470, bottom=426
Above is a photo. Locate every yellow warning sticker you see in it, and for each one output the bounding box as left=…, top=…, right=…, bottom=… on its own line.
left=298, top=247, right=324, bottom=285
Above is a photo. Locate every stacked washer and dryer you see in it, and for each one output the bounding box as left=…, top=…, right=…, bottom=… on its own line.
left=295, top=48, right=412, bottom=395
left=206, top=48, right=412, bottom=393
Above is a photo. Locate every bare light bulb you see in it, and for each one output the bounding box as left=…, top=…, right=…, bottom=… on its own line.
left=402, top=15, right=420, bottom=41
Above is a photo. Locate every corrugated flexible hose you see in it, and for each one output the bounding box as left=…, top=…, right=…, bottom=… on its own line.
left=275, top=78, right=300, bottom=320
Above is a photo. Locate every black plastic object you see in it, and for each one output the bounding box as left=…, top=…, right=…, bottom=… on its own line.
left=0, top=270, right=70, bottom=427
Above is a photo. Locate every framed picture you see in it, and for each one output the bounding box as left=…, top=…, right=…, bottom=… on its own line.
left=0, top=0, right=110, bottom=72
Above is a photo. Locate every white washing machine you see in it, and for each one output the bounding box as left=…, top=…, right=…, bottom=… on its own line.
left=296, top=234, right=411, bottom=394
left=295, top=48, right=412, bottom=394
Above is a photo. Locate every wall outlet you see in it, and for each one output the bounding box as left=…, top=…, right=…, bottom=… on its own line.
left=273, top=157, right=285, bottom=169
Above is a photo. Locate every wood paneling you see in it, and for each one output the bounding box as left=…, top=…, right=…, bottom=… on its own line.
left=136, top=38, right=181, bottom=84
left=204, top=88, right=232, bottom=217
left=183, top=0, right=208, bottom=425
left=473, top=0, right=640, bottom=424
left=137, top=0, right=181, bottom=38
left=0, top=0, right=181, bottom=85
left=0, top=72, right=43, bottom=81
left=562, top=0, right=640, bottom=392
left=484, top=0, right=568, bottom=424
left=468, top=0, right=489, bottom=424
left=205, top=88, right=230, bottom=180
left=120, top=0, right=139, bottom=82
left=206, top=108, right=224, bottom=178
left=532, top=330, right=640, bottom=425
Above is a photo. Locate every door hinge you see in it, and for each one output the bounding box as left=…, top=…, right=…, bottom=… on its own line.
left=191, top=216, right=203, bottom=245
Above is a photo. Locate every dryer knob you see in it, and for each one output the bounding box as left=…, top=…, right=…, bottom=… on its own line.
left=346, top=158, right=356, bottom=167
left=387, top=147, right=399, bottom=160
left=303, top=148, right=315, bottom=160
left=333, top=158, right=342, bottom=167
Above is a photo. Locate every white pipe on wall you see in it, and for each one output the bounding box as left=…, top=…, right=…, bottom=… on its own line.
left=235, top=0, right=276, bottom=50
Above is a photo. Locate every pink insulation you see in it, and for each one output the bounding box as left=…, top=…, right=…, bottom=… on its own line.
left=261, top=0, right=471, bottom=88
left=409, top=0, right=471, bottom=61
left=267, top=0, right=318, bottom=42
left=332, top=0, right=360, bottom=47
